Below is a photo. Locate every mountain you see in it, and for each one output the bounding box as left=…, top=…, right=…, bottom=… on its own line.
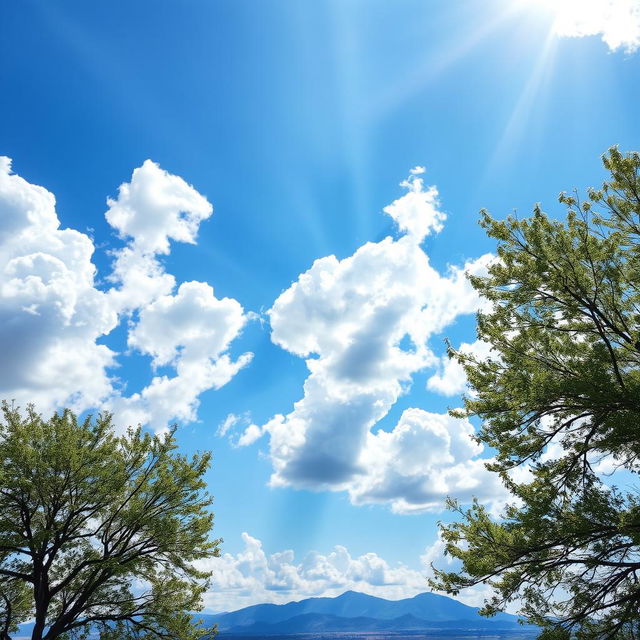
left=214, top=590, right=536, bottom=635
left=14, top=591, right=535, bottom=638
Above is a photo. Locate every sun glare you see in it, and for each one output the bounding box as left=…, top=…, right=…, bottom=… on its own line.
left=523, top=0, right=640, bottom=52
left=525, top=0, right=605, bottom=31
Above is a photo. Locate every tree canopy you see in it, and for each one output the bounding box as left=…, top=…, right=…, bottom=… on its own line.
left=0, top=403, right=219, bottom=640
left=431, top=148, right=640, bottom=639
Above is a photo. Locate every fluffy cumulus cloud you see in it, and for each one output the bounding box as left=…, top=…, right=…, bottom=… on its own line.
left=199, top=532, right=425, bottom=612
left=0, top=157, right=250, bottom=430
left=551, top=0, right=640, bottom=52
left=382, top=166, right=446, bottom=240
left=111, top=280, right=252, bottom=431
left=199, top=532, right=492, bottom=613
left=0, top=157, right=118, bottom=412
left=241, top=171, right=505, bottom=513
left=105, top=160, right=213, bottom=314
left=352, top=409, right=506, bottom=513
left=106, top=159, right=213, bottom=255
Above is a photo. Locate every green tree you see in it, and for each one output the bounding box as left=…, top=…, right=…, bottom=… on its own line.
left=431, top=148, right=640, bottom=639
left=0, top=402, right=220, bottom=640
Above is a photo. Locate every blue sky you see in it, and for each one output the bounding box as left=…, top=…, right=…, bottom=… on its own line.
left=1, top=0, right=639, bottom=613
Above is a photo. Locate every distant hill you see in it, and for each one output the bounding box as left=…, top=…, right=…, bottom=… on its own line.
left=14, top=591, right=536, bottom=638
left=212, top=590, right=537, bottom=635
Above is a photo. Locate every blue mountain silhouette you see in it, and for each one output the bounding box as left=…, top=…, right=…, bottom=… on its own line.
left=210, top=590, right=536, bottom=634
left=15, top=590, right=536, bottom=637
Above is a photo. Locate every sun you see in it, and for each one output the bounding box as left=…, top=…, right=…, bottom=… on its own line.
left=520, top=0, right=639, bottom=48
left=522, top=0, right=609, bottom=34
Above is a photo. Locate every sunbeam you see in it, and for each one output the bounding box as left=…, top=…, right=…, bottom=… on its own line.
left=369, top=1, right=528, bottom=125
left=481, top=28, right=558, bottom=183
left=516, top=0, right=640, bottom=52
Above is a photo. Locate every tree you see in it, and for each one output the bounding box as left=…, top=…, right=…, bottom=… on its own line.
left=431, top=148, right=640, bottom=639
left=0, top=402, right=220, bottom=640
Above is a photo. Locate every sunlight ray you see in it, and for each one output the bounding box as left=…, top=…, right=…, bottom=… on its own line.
left=328, top=0, right=375, bottom=242
left=368, top=1, right=527, bottom=125
left=481, top=28, right=558, bottom=183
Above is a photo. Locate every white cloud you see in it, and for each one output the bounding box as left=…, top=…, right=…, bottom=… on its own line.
left=106, top=246, right=176, bottom=314
left=218, top=413, right=244, bottom=437
left=128, top=281, right=246, bottom=368
left=198, top=532, right=499, bottom=613
left=237, top=423, right=264, bottom=447
left=216, top=411, right=264, bottom=447
left=198, top=532, right=429, bottom=612
left=550, top=0, right=640, bottom=52
left=383, top=171, right=446, bottom=241
left=249, top=171, right=503, bottom=512
left=103, top=161, right=252, bottom=430
left=352, top=409, right=506, bottom=514
left=0, top=157, right=118, bottom=413
left=0, top=157, right=249, bottom=431
left=107, top=352, right=252, bottom=433
left=105, top=159, right=212, bottom=314
left=113, top=281, right=252, bottom=431
left=105, top=159, right=213, bottom=255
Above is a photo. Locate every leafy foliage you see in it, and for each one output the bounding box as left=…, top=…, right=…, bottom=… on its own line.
left=431, top=148, right=640, bottom=639
left=0, top=403, right=220, bottom=640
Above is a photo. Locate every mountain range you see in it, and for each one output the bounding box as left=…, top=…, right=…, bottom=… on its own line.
left=201, top=590, right=537, bottom=635
left=14, top=590, right=537, bottom=637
